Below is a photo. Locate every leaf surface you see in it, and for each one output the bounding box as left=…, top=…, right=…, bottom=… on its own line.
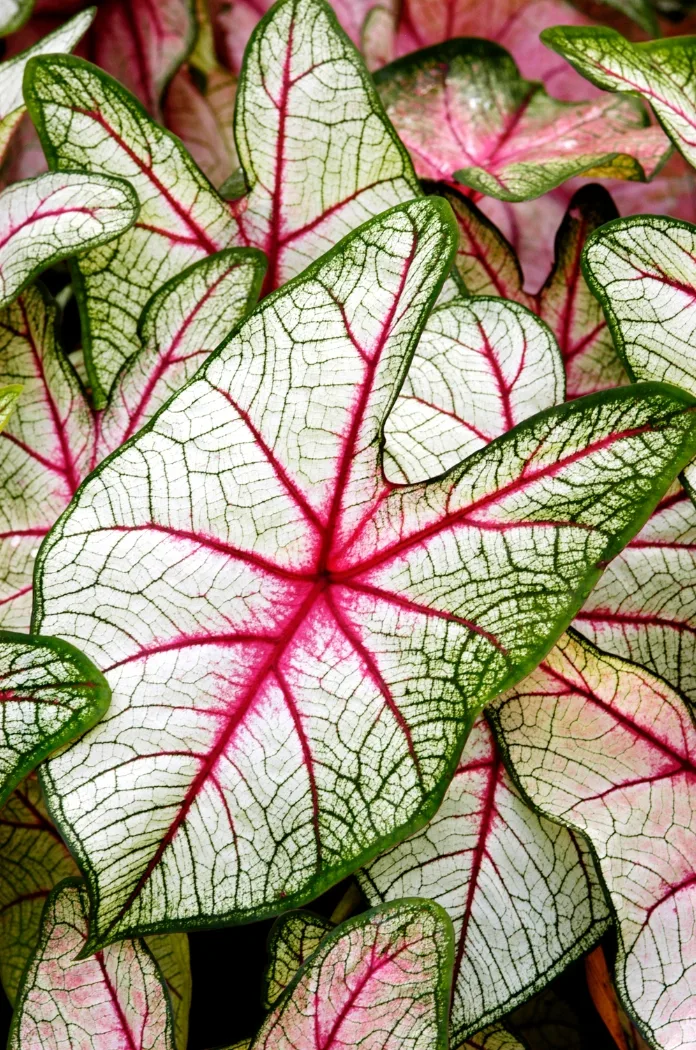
left=374, top=40, right=670, bottom=202
left=575, top=483, right=696, bottom=707
left=24, top=53, right=241, bottom=404
left=251, top=899, right=453, bottom=1050
left=32, top=198, right=696, bottom=945
left=0, top=252, right=264, bottom=631
left=0, top=0, right=33, bottom=35
left=0, top=8, right=94, bottom=164
left=9, top=878, right=175, bottom=1050
left=582, top=213, right=696, bottom=493
left=360, top=715, right=610, bottom=1041
left=490, top=629, right=696, bottom=1050
left=542, top=27, right=696, bottom=171
left=0, top=631, right=109, bottom=808
left=0, top=172, right=139, bottom=310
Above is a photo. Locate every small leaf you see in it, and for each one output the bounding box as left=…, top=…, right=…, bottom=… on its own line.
left=458, top=1025, right=527, bottom=1050
left=251, top=900, right=454, bottom=1050
left=490, top=629, right=696, bottom=1050
left=89, top=0, right=195, bottom=118
left=0, top=777, right=77, bottom=1003
left=145, top=933, right=192, bottom=1050
left=9, top=878, right=175, bottom=1050
left=233, top=0, right=419, bottom=293
left=0, top=386, right=21, bottom=432
left=0, top=251, right=264, bottom=631
left=437, top=182, right=628, bottom=399
left=0, top=630, right=109, bottom=808
left=574, top=482, right=696, bottom=707
left=0, top=0, right=34, bottom=36
left=360, top=715, right=610, bottom=1041
left=384, top=295, right=564, bottom=483
left=0, top=172, right=139, bottom=310
left=24, top=54, right=241, bottom=405
left=0, top=8, right=94, bottom=164
left=541, top=27, right=696, bottom=170
left=374, top=40, right=670, bottom=202
left=263, top=911, right=332, bottom=1010
left=32, top=198, right=696, bottom=946
left=582, top=213, right=696, bottom=493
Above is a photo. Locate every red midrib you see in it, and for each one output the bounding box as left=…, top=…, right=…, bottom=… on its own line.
left=0, top=205, right=98, bottom=253
left=96, top=951, right=138, bottom=1050
left=452, top=750, right=500, bottom=992
left=260, top=17, right=294, bottom=295
left=476, top=317, right=515, bottom=431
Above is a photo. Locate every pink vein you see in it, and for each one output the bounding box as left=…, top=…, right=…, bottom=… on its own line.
left=96, top=951, right=138, bottom=1050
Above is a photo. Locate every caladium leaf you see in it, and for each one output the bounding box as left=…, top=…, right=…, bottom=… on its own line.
left=360, top=715, right=610, bottom=1041
left=489, top=629, right=696, bottom=1050
left=582, top=214, right=696, bottom=494
left=232, top=0, right=420, bottom=294
left=383, top=295, right=565, bottom=484
left=574, top=482, right=696, bottom=707
left=438, top=183, right=627, bottom=399
left=24, top=54, right=241, bottom=406
left=0, top=776, right=79, bottom=1003
left=31, top=198, right=696, bottom=947
left=263, top=911, right=332, bottom=1009
left=458, top=1026, right=526, bottom=1050
left=374, top=40, right=670, bottom=202
left=0, top=8, right=94, bottom=164
left=9, top=878, right=176, bottom=1050
left=0, top=251, right=264, bottom=631
left=144, top=933, right=192, bottom=1050
left=0, top=172, right=139, bottom=310
left=88, top=0, right=195, bottom=119
left=0, top=630, right=109, bottom=808
left=541, top=27, right=696, bottom=171
left=0, top=386, right=22, bottom=431
left=164, top=65, right=238, bottom=188
left=251, top=899, right=453, bottom=1050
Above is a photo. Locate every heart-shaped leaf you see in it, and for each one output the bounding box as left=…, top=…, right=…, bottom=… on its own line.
left=88, top=0, right=195, bottom=119
left=582, top=213, right=696, bottom=496
left=24, top=54, right=242, bottom=405
left=438, top=183, right=628, bottom=399
left=0, top=630, right=110, bottom=808
left=0, top=779, right=192, bottom=1048
left=490, top=629, right=696, bottom=1050
left=374, top=40, right=670, bottom=202
left=9, top=878, right=175, bottom=1050
left=0, top=8, right=94, bottom=164
left=383, top=295, right=564, bottom=483
left=575, top=482, right=696, bottom=707
left=542, top=27, right=696, bottom=171
left=263, top=911, right=332, bottom=1010
left=360, top=715, right=610, bottom=1041
left=32, top=198, right=696, bottom=947
left=0, top=251, right=264, bottom=630
left=251, top=900, right=453, bottom=1050
left=0, top=172, right=139, bottom=310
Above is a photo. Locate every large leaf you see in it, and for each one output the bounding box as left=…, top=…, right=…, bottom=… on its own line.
left=0, top=172, right=139, bottom=310
left=541, top=27, right=696, bottom=171
left=574, top=482, right=696, bottom=707
left=0, top=253, right=264, bottom=631
left=24, top=54, right=241, bottom=405
left=374, top=40, right=670, bottom=202
left=0, top=8, right=94, bottom=164
left=251, top=900, right=453, bottom=1050
left=88, top=0, right=196, bottom=119
left=32, top=198, right=696, bottom=947
left=582, top=213, right=696, bottom=494
left=0, top=631, right=109, bottom=808
left=232, top=0, right=419, bottom=293
left=383, top=295, right=564, bottom=483
left=9, top=878, right=175, bottom=1050
left=490, top=629, right=696, bottom=1050
left=360, top=715, right=610, bottom=1041
left=440, top=183, right=627, bottom=399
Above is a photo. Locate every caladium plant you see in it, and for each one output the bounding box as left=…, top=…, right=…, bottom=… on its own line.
left=31, top=197, right=696, bottom=953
